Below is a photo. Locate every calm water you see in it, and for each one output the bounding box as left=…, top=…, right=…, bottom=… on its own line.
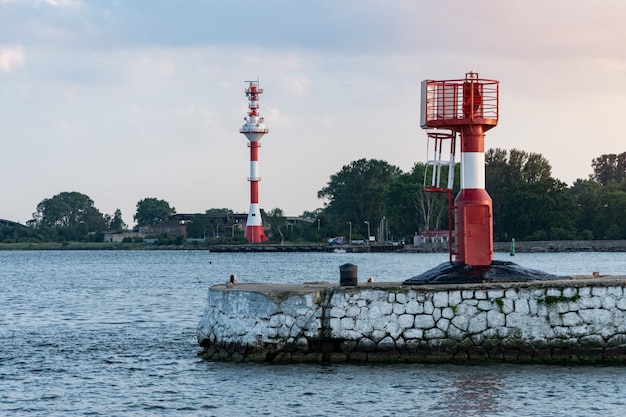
left=1, top=250, right=626, bottom=416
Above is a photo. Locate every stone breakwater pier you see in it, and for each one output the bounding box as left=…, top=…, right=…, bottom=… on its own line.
left=197, top=276, right=626, bottom=364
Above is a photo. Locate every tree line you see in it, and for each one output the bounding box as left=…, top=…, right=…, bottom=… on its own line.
left=1, top=150, right=625, bottom=244
left=0, top=195, right=174, bottom=244
left=317, top=149, right=626, bottom=243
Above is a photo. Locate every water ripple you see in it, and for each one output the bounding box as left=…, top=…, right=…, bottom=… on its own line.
left=2, top=250, right=626, bottom=416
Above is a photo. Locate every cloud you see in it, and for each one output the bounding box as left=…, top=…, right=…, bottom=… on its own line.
left=40, top=0, right=81, bottom=6
left=0, top=0, right=82, bottom=6
left=2, top=0, right=626, bottom=226
left=0, top=45, right=25, bottom=73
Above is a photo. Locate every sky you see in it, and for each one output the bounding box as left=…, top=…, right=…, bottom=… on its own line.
left=2, top=0, right=626, bottom=227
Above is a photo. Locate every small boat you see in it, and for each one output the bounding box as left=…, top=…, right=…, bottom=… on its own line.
left=333, top=248, right=347, bottom=253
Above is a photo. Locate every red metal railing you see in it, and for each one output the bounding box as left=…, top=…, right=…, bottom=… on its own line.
left=421, top=73, right=498, bottom=129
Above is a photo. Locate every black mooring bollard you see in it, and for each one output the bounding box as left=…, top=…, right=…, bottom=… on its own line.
left=339, top=263, right=358, bottom=286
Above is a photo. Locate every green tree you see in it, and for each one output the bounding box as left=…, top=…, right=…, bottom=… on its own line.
left=205, top=208, right=234, bottom=215
left=386, top=170, right=420, bottom=239
left=301, top=209, right=322, bottom=220
left=185, top=213, right=212, bottom=239
left=521, top=152, right=553, bottom=183
left=415, top=161, right=459, bottom=234
left=591, top=152, right=626, bottom=186
left=318, top=158, right=402, bottom=237
left=592, top=180, right=626, bottom=239
left=134, top=198, right=175, bottom=226
left=569, top=178, right=603, bottom=239
left=383, top=162, right=454, bottom=240
left=108, top=209, right=127, bottom=231
left=265, top=207, right=286, bottom=243
left=292, top=209, right=323, bottom=242
left=485, top=148, right=510, bottom=225
left=179, top=208, right=242, bottom=240
left=485, top=148, right=574, bottom=240
left=502, top=178, right=577, bottom=241
left=30, top=191, right=107, bottom=241
left=205, top=208, right=234, bottom=239
left=0, top=223, right=43, bottom=243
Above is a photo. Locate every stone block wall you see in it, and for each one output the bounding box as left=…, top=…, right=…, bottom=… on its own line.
left=197, top=278, right=626, bottom=363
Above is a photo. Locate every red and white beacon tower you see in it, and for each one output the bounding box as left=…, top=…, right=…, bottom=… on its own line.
left=240, top=80, right=269, bottom=243
left=421, top=72, right=499, bottom=266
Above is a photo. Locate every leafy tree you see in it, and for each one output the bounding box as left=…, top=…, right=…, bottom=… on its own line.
left=108, top=209, right=127, bottom=231
left=205, top=208, right=233, bottom=238
left=301, top=209, right=322, bottom=220
left=591, top=152, right=626, bottom=186
left=385, top=170, right=420, bottom=239
left=29, top=191, right=107, bottom=241
left=265, top=207, right=286, bottom=243
left=134, top=198, right=175, bottom=226
left=383, top=162, right=455, bottom=240
left=205, top=208, right=234, bottom=215
left=592, top=180, right=626, bottom=239
left=501, top=178, right=577, bottom=240
left=569, top=179, right=603, bottom=239
left=185, top=214, right=212, bottom=239
left=485, top=148, right=510, bottom=224
left=415, top=189, right=448, bottom=233
left=318, top=158, right=402, bottom=237
left=31, top=191, right=104, bottom=228
left=415, top=161, right=459, bottom=234
left=183, top=209, right=241, bottom=240
left=486, top=148, right=574, bottom=240
left=287, top=209, right=321, bottom=242
left=0, top=223, right=43, bottom=243
left=521, top=152, right=552, bottom=183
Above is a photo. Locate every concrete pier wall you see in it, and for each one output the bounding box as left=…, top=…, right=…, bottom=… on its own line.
left=197, top=278, right=626, bottom=363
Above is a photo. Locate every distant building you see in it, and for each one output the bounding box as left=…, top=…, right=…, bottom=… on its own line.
left=137, top=224, right=187, bottom=238
left=414, top=230, right=450, bottom=245
left=104, top=225, right=187, bottom=243
left=103, top=231, right=146, bottom=243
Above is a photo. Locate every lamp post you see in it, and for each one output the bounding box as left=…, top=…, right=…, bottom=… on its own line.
left=380, top=216, right=386, bottom=244
left=317, top=218, right=320, bottom=231
left=364, top=221, right=370, bottom=245
left=347, top=221, right=352, bottom=245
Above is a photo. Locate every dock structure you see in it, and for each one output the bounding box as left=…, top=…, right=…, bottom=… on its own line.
left=198, top=275, right=626, bottom=364
left=206, top=244, right=401, bottom=253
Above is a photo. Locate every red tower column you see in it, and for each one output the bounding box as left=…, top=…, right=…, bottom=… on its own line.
left=455, top=124, right=493, bottom=265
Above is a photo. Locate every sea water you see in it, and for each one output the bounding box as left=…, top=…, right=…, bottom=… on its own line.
left=1, top=250, right=626, bottom=416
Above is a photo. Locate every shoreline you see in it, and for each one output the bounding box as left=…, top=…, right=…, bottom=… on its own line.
left=1, top=239, right=626, bottom=252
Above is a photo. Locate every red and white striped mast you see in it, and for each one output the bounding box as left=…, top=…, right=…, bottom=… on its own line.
left=240, top=80, right=269, bottom=243
left=420, top=71, right=499, bottom=266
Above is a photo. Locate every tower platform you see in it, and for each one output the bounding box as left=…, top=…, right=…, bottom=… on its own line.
left=403, top=260, right=563, bottom=285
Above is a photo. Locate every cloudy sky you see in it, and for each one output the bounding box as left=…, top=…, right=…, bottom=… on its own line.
left=2, top=0, right=626, bottom=226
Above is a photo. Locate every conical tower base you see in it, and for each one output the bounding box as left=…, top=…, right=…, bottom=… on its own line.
left=245, top=225, right=267, bottom=243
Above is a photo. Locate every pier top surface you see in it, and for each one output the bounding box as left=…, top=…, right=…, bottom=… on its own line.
left=210, top=275, right=626, bottom=295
